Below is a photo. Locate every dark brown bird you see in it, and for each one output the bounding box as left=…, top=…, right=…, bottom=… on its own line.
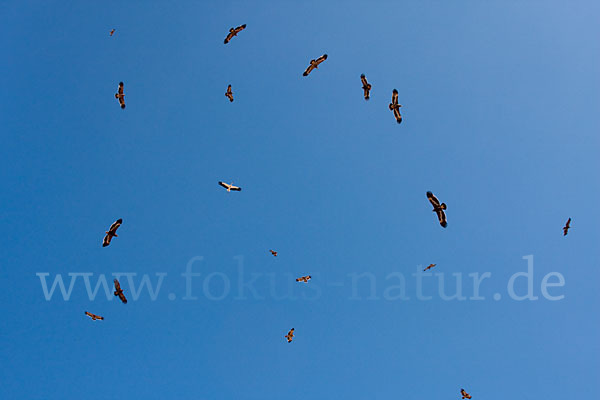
left=296, top=275, right=311, bottom=283
left=102, top=218, right=122, bottom=247
left=225, top=85, right=234, bottom=102
left=303, top=54, right=328, bottom=76
left=285, top=328, right=295, bottom=343
left=224, top=24, right=246, bottom=44
left=360, top=74, right=371, bottom=100
left=113, top=279, right=127, bottom=304
left=423, top=264, right=436, bottom=272
left=115, top=82, right=125, bottom=109
left=109, top=29, right=115, bottom=36
left=461, top=389, right=472, bottom=399
left=388, top=89, right=402, bottom=123
left=563, top=218, right=571, bottom=236
left=427, top=191, right=447, bottom=228
left=85, top=311, right=104, bottom=321
left=269, top=250, right=277, bottom=257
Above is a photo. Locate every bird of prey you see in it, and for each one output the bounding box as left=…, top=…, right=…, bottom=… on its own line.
left=102, top=218, right=122, bottom=247
left=461, top=389, right=472, bottom=399
left=85, top=311, right=104, bottom=321
left=302, top=54, right=328, bottom=76
left=296, top=275, right=311, bottom=283
left=360, top=74, right=371, bottom=100
left=423, top=264, right=436, bottom=272
left=225, top=85, right=234, bottom=102
left=115, top=82, right=125, bottom=109
left=218, top=181, right=241, bottom=192
left=113, top=279, right=127, bottom=304
left=224, top=24, right=246, bottom=44
left=563, top=218, right=571, bottom=236
left=109, top=29, right=115, bottom=36
left=270, top=250, right=278, bottom=257
left=285, top=328, right=295, bottom=343
left=388, top=89, right=402, bottom=123
left=427, top=191, right=447, bottom=228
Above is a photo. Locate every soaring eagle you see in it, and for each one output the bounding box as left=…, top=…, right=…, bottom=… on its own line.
left=218, top=181, right=241, bottom=192
left=563, top=218, right=571, bottom=236
left=109, top=29, right=115, bottom=36
left=427, top=191, right=447, bottom=228
left=296, top=275, right=311, bottom=283
left=224, top=24, right=246, bottom=44
left=461, top=389, right=472, bottom=399
left=269, top=250, right=278, bottom=257
left=423, top=264, right=436, bottom=272
left=85, top=311, right=104, bottom=321
left=225, top=85, right=234, bottom=102
left=285, top=328, right=295, bottom=343
left=113, top=279, right=127, bottom=304
left=388, top=89, right=402, bottom=123
left=115, top=82, right=125, bottom=109
left=303, top=54, right=328, bottom=76
left=360, top=74, right=371, bottom=100
left=102, top=218, right=122, bottom=247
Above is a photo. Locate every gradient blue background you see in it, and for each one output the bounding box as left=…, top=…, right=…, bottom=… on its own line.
left=1, top=1, right=598, bottom=399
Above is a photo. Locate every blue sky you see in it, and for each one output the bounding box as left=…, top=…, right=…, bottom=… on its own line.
left=1, top=1, right=599, bottom=399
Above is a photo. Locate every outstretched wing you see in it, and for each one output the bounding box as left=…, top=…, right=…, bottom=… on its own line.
left=303, top=62, right=315, bottom=76
left=218, top=181, right=230, bottom=190
left=360, top=74, right=368, bottom=87
left=391, top=89, right=398, bottom=106
left=102, top=234, right=111, bottom=247
left=315, top=54, right=328, bottom=65
left=108, top=218, right=122, bottom=235
left=229, top=184, right=241, bottom=191
left=118, top=291, right=128, bottom=304
left=436, top=209, right=447, bottom=228
left=235, top=24, right=247, bottom=33
left=427, top=191, right=441, bottom=207
left=114, top=279, right=121, bottom=292
left=393, top=107, right=402, bottom=123
left=224, top=30, right=234, bottom=44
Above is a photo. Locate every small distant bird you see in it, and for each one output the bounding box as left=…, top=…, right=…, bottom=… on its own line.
left=285, top=328, right=295, bottom=343
left=388, top=89, right=402, bottom=123
left=270, top=250, right=278, bottom=257
left=109, top=29, right=115, bottom=36
left=360, top=74, right=371, bottom=100
left=218, top=181, right=241, bottom=192
left=113, top=279, right=127, bottom=304
left=225, top=85, right=234, bottom=102
left=296, top=275, right=311, bottom=283
left=115, top=82, right=125, bottom=109
left=461, top=389, right=472, bottom=399
left=303, top=54, right=328, bottom=76
left=563, top=218, right=571, bottom=236
left=102, top=218, right=122, bottom=247
left=224, top=24, right=246, bottom=44
left=85, top=311, right=104, bottom=321
left=423, top=264, right=436, bottom=272
left=427, top=191, right=447, bottom=228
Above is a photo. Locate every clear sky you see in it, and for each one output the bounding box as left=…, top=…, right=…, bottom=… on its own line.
left=1, top=1, right=599, bottom=399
